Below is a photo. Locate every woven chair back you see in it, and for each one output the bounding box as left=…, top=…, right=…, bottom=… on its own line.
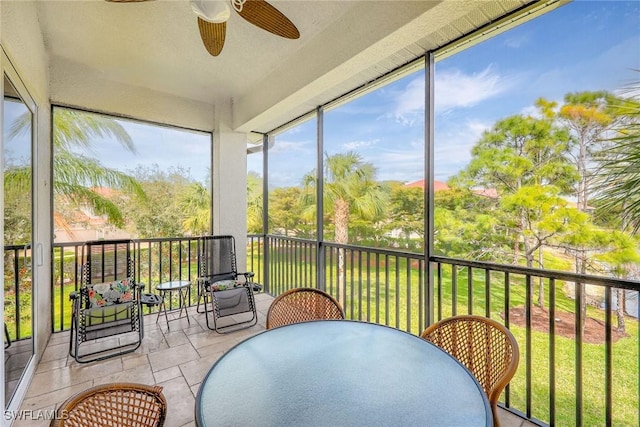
left=421, top=315, right=519, bottom=427
left=50, top=382, right=167, bottom=427
left=266, top=287, right=345, bottom=329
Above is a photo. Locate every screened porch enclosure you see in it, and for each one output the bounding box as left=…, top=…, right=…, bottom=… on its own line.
left=2, top=0, right=640, bottom=426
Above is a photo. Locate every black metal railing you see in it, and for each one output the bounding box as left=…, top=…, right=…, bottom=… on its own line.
left=249, top=234, right=640, bottom=427
left=429, top=256, right=640, bottom=427
left=3, top=244, right=33, bottom=343
left=6, top=237, right=244, bottom=339
left=50, top=238, right=204, bottom=333
left=5, top=234, right=639, bottom=426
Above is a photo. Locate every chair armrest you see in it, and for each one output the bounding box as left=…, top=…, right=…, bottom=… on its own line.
left=238, top=272, right=255, bottom=281
left=238, top=273, right=261, bottom=292
left=69, top=291, right=84, bottom=312
left=140, top=293, right=161, bottom=306
left=196, top=276, right=211, bottom=291
left=133, top=283, right=145, bottom=303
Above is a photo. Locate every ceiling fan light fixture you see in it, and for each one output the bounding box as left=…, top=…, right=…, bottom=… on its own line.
left=190, top=0, right=230, bottom=23
left=231, top=0, right=247, bottom=13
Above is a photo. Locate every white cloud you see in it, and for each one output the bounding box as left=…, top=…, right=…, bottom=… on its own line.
left=391, top=77, right=425, bottom=126
left=343, top=138, right=379, bottom=150
left=388, top=66, right=521, bottom=127
left=270, top=138, right=313, bottom=155
left=435, top=65, right=512, bottom=112
left=503, top=34, right=530, bottom=49
left=465, top=119, right=490, bottom=139
left=519, top=105, right=539, bottom=118
left=283, top=126, right=302, bottom=136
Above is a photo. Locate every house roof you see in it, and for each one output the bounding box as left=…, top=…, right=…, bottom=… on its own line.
left=404, top=179, right=450, bottom=192
left=405, top=180, right=503, bottom=199
left=2, top=0, right=533, bottom=133
left=472, top=187, right=499, bottom=199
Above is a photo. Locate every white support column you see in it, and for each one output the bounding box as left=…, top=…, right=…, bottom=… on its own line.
left=213, top=102, right=249, bottom=272
left=1, top=0, right=52, bottom=417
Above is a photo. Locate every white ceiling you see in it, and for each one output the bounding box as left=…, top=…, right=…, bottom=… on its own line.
left=29, top=0, right=532, bottom=133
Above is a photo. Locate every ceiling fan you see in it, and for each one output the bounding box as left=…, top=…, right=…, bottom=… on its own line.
left=106, top=0, right=300, bottom=57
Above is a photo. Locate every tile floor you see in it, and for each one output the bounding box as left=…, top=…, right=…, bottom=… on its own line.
left=12, top=292, right=535, bottom=427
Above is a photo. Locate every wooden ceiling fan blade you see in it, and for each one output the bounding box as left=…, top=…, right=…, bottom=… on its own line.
left=237, top=0, right=300, bottom=40
left=198, top=18, right=226, bottom=56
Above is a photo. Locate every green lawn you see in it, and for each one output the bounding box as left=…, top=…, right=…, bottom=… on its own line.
left=8, top=245, right=638, bottom=426
left=252, top=248, right=639, bottom=427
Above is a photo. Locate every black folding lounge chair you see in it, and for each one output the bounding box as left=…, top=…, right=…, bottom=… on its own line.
left=196, top=235, right=258, bottom=333
left=69, top=239, right=144, bottom=363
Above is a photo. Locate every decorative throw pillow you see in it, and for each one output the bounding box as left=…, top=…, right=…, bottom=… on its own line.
left=87, top=278, right=134, bottom=308
left=210, top=279, right=238, bottom=291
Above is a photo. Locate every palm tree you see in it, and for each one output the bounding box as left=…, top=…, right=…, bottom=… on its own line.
left=9, top=107, right=145, bottom=236
left=246, top=171, right=264, bottom=234
left=594, top=82, right=640, bottom=232
left=593, top=79, right=640, bottom=332
left=180, top=182, right=211, bottom=235
left=304, top=151, right=388, bottom=305
left=323, top=152, right=387, bottom=244
left=596, top=231, right=640, bottom=333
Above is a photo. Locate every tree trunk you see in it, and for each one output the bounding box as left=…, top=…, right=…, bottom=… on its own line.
left=576, top=132, right=589, bottom=211
left=537, top=247, right=545, bottom=308
left=576, top=251, right=588, bottom=332
left=616, top=288, right=626, bottom=333
left=334, top=199, right=350, bottom=308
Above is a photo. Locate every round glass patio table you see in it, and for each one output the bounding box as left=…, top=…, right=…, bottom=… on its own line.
left=195, top=320, right=491, bottom=427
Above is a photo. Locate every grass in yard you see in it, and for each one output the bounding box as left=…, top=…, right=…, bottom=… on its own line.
left=23, top=246, right=640, bottom=427
left=251, top=249, right=640, bottom=427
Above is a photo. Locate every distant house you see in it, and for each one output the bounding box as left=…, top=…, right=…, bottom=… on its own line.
left=404, top=179, right=450, bottom=192
left=53, top=187, right=133, bottom=243
left=405, top=180, right=594, bottom=213
left=404, top=180, right=498, bottom=199
left=471, top=187, right=499, bottom=199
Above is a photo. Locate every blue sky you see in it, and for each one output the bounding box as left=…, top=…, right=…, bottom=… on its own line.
left=70, top=119, right=212, bottom=184
left=4, top=1, right=639, bottom=189
left=3, top=103, right=213, bottom=184
left=252, top=0, right=640, bottom=187
left=3, top=98, right=31, bottom=168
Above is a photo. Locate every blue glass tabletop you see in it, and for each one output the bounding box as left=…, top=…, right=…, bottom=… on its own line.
left=196, top=320, right=491, bottom=427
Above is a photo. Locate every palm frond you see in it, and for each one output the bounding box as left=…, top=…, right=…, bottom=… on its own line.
left=54, top=152, right=146, bottom=200
left=593, top=78, right=640, bottom=232
left=53, top=108, right=135, bottom=153
left=4, top=166, right=31, bottom=193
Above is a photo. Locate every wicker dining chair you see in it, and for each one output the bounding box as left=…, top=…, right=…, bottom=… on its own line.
left=266, top=287, right=345, bottom=329
left=50, top=383, right=167, bottom=427
left=420, top=315, right=520, bottom=427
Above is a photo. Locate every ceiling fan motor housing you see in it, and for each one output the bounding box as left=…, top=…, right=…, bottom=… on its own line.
left=191, top=0, right=231, bottom=23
